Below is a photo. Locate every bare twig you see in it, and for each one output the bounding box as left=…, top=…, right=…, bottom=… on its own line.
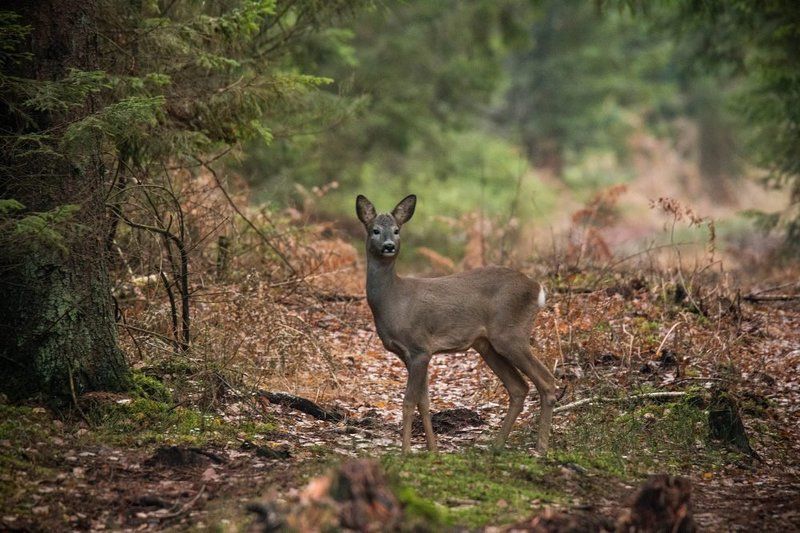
left=67, top=362, right=92, bottom=426
left=622, top=323, right=635, bottom=368
left=553, top=311, right=565, bottom=372
left=111, top=206, right=190, bottom=350
left=159, top=270, right=180, bottom=353
left=199, top=159, right=296, bottom=275
left=119, top=323, right=178, bottom=345
left=656, top=321, right=683, bottom=357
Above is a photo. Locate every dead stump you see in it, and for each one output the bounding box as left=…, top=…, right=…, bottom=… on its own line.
left=708, top=388, right=757, bottom=458
left=264, top=459, right=403, bottom=532
left=331, top=459, right=402, bottom=531
left=616, top=474, right=695, bottom=533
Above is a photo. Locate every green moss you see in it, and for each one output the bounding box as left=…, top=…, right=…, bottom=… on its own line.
left=87, top=398, right=275, bottom=446
left=394, top=485, right=447, bottom=529
left=550, top=450, right=625, bottom=476
left=0, top=405, right=57, bottom=500
left=594, top=321, right=611, bottom=332
left=131, top=371, right=171, bottom=402
left=0, top=404, right=43, bottom=442
left=553, top=393, right=740, bottom=476
left=382, top=451, right=561, bottom=527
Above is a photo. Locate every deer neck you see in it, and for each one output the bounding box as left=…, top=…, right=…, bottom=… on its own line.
left=366, top=253, right=399, bottom=313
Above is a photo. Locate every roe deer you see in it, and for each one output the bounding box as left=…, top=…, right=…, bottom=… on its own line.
left=356, top=194, right=556, bottom=453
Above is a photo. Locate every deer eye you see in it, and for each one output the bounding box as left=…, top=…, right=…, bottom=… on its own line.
left=372, top=229, right=380, bottom=236
left=393, top=228, right=399, bottom=235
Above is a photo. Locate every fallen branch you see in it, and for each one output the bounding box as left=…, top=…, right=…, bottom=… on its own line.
left=553, top=391, right=687, bottom=414
left=158, top=484, right=206, bottom=520
left=742, top=293, right=800, bottom=302
left=258, top=391, right=344, bottom=422
left=553, top=286, right=596, bottom=294
left=314, top=292, right=365, bottom=302
left=745, top=281, right=800, bottom=296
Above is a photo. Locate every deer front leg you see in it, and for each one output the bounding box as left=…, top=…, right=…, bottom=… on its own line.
left=401, top=353, right=432, bottom=453
left=418, top=374, right=438, bottom=451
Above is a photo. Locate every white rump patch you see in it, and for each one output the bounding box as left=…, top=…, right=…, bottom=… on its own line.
left=538, top=285, right=546, bottom=308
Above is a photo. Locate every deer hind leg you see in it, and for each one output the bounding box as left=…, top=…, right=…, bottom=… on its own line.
left=401, top=353, right=432, bottom=453
left=491, top=338, right=556, bottom=453
left=475, top=339, right=529, bottom=449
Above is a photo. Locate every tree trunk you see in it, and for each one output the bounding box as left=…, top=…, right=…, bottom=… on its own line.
left=0, top=0, right=130, bottom=403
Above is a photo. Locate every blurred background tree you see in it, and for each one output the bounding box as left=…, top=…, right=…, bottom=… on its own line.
left=649, top=0, right=800, bottom=253
left=239, top=0, right=755, bottom=259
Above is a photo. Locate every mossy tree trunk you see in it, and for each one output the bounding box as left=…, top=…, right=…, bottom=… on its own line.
left=0, top=0, right=130, bottom=402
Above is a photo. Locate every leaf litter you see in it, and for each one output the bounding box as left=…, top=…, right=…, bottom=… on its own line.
left=2, top=258, right=800, bottom=530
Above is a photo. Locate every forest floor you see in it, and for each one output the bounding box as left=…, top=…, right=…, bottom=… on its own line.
left=2, top=261, right=800, bottom=531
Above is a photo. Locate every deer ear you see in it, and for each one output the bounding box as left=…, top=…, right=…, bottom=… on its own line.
left=392, top=194, right=416, bottom=226
left=356, top=195, right=377, bottom=226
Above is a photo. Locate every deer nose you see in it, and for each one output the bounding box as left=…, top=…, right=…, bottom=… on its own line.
left=382, top=242, right=396, bottom=254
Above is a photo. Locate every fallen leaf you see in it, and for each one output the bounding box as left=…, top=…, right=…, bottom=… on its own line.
left=201, top=467, right=218, bottom=482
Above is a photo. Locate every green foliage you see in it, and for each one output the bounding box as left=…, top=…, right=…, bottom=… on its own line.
left=1, top=0, right=363, bottom=217
left=382, top=450, right=560, bottom=527
left=62, top=96, right=165, bottom=154
left=0, top=11, right=31, bottom=68
left=0, top=202, right=82, bottom=257
left=23, top=69, right=111, bottom=113
left=239, top=0, right=748, bottom=254
left=0, top=199, right=24, bottom=215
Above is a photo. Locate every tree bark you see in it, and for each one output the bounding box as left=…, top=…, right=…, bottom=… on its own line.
left=0, top=0, right=130, bottom=402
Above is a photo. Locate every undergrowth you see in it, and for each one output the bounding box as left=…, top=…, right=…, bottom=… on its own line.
left=1, top=372, right=276, bottom=451
left=551, top=393, right=744, bottom=477
left=82, top=372, right=276, bottom=446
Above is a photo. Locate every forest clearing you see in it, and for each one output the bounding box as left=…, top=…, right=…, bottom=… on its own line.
left=3, top=196, right=799, bottom=530
left=2, top=1, right=800, bottom=531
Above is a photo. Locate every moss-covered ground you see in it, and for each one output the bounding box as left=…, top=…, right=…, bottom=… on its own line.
left=383, top=450, right=560, bottom=527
